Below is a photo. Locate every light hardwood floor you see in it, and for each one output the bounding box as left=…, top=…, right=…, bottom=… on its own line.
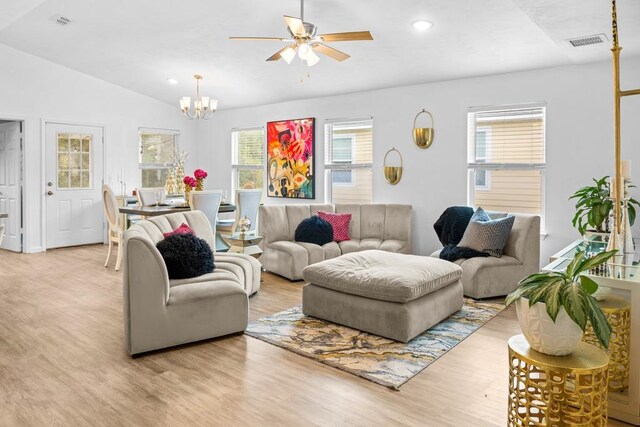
left=0, top=245, right=630, bottom=426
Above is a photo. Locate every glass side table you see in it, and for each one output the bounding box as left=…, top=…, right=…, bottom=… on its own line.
left=220, top=231, right=263, bottom=258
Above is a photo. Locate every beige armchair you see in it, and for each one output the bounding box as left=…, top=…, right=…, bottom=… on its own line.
left=123, top=210, right=261, bottom=355
left=430, top=213, right=540, bottom=299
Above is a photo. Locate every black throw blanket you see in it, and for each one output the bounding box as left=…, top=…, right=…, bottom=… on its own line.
left=433, top=206, right=489, bottom=262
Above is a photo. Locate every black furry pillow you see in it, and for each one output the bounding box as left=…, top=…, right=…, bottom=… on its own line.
left=295, top=215, right=334, bottom=246
left=156, top=233, right=214, bottom=280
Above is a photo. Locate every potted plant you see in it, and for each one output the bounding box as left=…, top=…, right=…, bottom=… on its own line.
left=505, top=250, right=615, bottom=356
left=569, top=176, right=639, bottom=235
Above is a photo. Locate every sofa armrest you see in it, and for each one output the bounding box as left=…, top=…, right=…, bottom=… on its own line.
left=124, top=237, right=170, bottom=306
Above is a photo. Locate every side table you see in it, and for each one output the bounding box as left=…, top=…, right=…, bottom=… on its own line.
left=508, top=334, right=609, bottom=426
left=583, top=295, right=631, bottom=393
left=221, top=232, right=263, bottom=258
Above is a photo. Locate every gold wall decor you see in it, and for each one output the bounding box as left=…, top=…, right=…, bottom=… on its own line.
left=412, top=109, right=435, bottom=149
left=383, top=147, right=403, bottom=185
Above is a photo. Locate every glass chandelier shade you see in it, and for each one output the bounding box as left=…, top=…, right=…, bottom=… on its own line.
left=180, top=74, right=218, bottom=120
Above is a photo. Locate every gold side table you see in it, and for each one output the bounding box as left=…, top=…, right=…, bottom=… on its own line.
left=221, top=232, right=263, bottom=258
left=583, top=295, right=631, bottom=393
left=508, top=334, right=609, bottom=426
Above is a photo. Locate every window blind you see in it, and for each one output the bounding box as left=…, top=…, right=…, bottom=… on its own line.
left=231, top=127, right=264, bottom=191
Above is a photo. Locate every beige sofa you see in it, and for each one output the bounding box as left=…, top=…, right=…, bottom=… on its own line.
left=259, top=204, right=412, bottom=280
left=123, top=210, right=261, bottom=355
left=430, top=213, right=540, bottom=299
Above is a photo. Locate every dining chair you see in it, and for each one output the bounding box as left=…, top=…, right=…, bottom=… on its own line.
left=189, top=190, right=223, bottom=236
left=102, top=184, right=123, bottom=271
left=137, top=187, right=165, bottom=206
left=218, top=189, right=263, bottom=234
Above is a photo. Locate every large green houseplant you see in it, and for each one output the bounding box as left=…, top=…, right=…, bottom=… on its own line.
left=505, top=250, right=615, bottom=354
left=569, top=176, right=639, bottom=235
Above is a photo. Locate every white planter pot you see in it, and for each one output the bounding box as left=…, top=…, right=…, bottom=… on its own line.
left=516, top=298, right=584, bottom=356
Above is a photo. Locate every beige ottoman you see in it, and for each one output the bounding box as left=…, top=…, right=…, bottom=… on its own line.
left=302, top=250, right=464, bottom=343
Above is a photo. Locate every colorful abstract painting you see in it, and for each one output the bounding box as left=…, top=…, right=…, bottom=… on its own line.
left=266, top=118, right=315, bottom=199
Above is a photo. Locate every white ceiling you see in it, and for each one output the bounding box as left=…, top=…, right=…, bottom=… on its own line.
left=1, top=0, right=639, bottom=110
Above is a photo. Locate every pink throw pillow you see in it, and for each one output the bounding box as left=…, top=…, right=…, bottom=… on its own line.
left=318, top=211, right=351, bottom=242
left=163, top=223, right=194, bottom=238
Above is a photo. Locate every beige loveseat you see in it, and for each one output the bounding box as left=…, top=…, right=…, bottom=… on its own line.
left=430, top=213, right=540, bottom=299
left=123, top=211, right=261, bottom=355
left=259, top=204, right=412, bottom=280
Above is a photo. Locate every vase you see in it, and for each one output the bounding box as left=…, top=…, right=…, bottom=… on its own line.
left=196, top=178, right=204, bottom=191
left=516, top=298, right=583, bottom=356
left=184, top=187, right=192, bottom=205
left=165, top=168, right=176, bottom=194
left=176, top=162, right=185, bottom=194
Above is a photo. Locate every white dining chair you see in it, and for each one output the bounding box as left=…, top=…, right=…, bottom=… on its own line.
left=103, top=184, right=123, bottom=271
left=189, top=190, right=223, bottom=236
left=137, top=187, right=165, bottom=206
left=218, top=189, right=263, bottom=234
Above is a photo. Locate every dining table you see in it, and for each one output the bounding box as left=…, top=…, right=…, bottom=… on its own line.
left=119, top=203, right=236, bottom=217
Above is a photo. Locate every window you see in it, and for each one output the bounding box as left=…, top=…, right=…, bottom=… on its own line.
left=232, top=127, right=264, bottom=192
left=325, top=118, right=373, bottom=204
left=139, top=130, right=178, bottom=188
left=467, top=104, right=546, bottom=224
left=57, top=133, right=92, bottom=189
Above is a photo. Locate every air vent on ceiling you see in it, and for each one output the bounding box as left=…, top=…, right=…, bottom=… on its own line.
left=49, top=14, right=71, bottom=26
left=567, top=34, right=608, bottom=48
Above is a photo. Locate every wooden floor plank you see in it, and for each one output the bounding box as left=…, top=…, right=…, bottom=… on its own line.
left=0, top=245, right=630, bottom=426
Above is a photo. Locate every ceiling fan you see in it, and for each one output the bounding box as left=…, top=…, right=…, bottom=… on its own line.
left=229, top=0, right=373, bottom=67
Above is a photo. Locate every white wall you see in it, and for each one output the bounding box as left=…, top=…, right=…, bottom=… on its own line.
left=0, top=44, right=198, bottom=253
left=197, top=57, right=640, bottom=263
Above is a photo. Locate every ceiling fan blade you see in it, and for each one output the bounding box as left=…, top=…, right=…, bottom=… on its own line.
left=317, top=31, right=373, bottom=42
left=312, top=43, right=350, bottom=62
left=229, top=36, right=289, bottom=41
left=266, top=45, right=296, bottom=61
left=284, top=15, right=305, bottom=37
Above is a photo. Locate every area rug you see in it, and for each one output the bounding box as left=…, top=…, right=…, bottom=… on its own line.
left=245, top=299, right=504, bottom=389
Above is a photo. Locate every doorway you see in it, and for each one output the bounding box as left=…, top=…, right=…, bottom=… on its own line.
left=45, top=123, right=104, bottom=249
left=0, top=120, right=23, bottom=252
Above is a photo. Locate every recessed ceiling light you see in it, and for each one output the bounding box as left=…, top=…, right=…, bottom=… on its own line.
left=412, top=20, right=433, bottom=32
left=166, top=78, right=178, bottom=85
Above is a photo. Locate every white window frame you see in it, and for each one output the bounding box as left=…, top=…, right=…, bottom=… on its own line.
left=138, top=128, right=179, bottom=188
left=324, top=118, right=373, bottom=204
left=466, top=103, right=546, bottom=230
left=231, top=126, right=264, bottom=195
left=330, top=133, right=356, bottom=186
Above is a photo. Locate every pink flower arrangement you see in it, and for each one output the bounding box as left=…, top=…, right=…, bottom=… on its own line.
left=183, top=176, right=197, bottom=188
left=194, top=169, right=208, bottom=180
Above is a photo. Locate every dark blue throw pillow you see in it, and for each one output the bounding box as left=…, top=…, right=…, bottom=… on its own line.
left=156, top=233, right=214, bottom=279
left=295, top=215, right=334, bottom=246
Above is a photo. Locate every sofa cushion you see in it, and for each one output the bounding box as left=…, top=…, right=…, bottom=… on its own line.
left=170, top=270, right=238, bottom=287
left=334, top=204, right=361, bottom=239
left=295, top=216, right=334, bottom=246
left=360, top=238, right=383, bottom=251
left=317, top=211, right=351, bottom=242
left=296, top=241, right=325, bottom=265
left=360, top=205, right=386, bottom=239
left=338, top=239, right=361, bottom=254
left=162, top=223, right=194, bottom=238
left=156, top=234, right=214, bottom=279
left=379, top=239, right=408, bottom=253
left=286, top=205, right=312, bottom=241
left=302, top=250, right=462, bottom=303
left=458, top=214, right=515, bottom=257
left=322, top=241, right=341, bottom=260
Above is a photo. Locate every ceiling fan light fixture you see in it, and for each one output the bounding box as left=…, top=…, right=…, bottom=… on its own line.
left=306, top=49, right=320, bottom=66
left=281, top=46, right=297, bottom=64
left=412, top=20, right=433, bottom=32
left=298, top=43, right=312, bottom=59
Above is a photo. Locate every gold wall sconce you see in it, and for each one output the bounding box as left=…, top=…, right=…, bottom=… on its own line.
left=412, top=109, right=435, bottom=149
left=383, top=147, right=403, bottom=185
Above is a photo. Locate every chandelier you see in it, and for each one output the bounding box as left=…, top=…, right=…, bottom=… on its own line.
left=179, top=74, right=218, bottom=120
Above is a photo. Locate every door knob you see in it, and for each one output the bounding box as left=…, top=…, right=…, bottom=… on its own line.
left=47, top=182, right=53, bottom=187
left=47, top=190, right=54, bottom=196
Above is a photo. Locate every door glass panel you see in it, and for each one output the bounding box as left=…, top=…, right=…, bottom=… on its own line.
left=57, top=133, right=91, bottom=189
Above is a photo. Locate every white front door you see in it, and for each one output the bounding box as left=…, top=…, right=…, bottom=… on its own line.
left=45, top=123, right=104, bottom=249
left=0, top=121, right=22, bottom=252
